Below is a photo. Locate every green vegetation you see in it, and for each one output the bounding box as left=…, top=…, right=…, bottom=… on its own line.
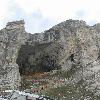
left=20, top=68, right=100, bottom=100
left=20, top=77, right=32, bottom=89
left=51, top=65, right=78, bottom=79
left=42, top=80, right=100, bottom=100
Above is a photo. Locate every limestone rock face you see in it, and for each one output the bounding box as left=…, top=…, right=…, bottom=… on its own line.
left=1, top=19, right=100, bottom=96
left=0, top=20, right=29, bottom=90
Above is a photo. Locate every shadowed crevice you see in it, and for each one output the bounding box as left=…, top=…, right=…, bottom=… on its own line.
left=16, top=43, right=60, bottom=75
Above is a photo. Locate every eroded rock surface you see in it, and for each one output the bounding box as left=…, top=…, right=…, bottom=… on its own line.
left=1, top=19, right=100, bottom=97
left=0, top=20, right=29, bottom=90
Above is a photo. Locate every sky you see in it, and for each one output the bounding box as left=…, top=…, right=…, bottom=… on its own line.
left=0, top=0, right=100, bottom=33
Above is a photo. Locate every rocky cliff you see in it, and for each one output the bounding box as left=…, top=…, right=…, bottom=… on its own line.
left=0, top=20, right=29, bottom=90
left=1, top=19, right=100, bottom=96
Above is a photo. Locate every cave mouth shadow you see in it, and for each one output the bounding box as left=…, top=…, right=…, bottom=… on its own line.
left=16, top=44, right=60, bottom=75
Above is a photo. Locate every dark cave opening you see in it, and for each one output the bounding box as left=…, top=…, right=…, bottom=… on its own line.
left=70, top=54, right=74, bottom=62
left=16, top=43, right=59, bottom=75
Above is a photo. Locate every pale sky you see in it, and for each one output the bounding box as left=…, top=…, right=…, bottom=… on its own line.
left=0, top=0, right=100, bottom=33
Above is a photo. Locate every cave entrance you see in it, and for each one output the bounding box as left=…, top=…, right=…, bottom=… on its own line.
left=16, top=43, right=59, bottom=75
left=70, top=54, right=74, bottom=62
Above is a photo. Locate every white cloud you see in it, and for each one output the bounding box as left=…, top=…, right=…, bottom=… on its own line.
left=0, top=0, right=16, bottom=28
left=0, top=0, right=9, bottom=20
left=1, top=0, right=100, bottom=33
left=14, top=0, right=100, bottom=24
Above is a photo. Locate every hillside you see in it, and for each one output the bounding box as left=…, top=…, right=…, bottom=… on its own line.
left=1, top=19, right=100, bottom=99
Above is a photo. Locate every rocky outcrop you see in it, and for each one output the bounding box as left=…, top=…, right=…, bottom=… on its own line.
left=1, top=19, right=100, bottom=97
left=0, top=20, right=29, bottom=90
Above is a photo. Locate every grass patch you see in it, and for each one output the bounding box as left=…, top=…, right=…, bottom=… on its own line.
left=42, top=81, right=100, bottom=100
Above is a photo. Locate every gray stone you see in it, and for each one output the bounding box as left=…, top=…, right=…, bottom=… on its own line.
left=1, top=19, right=100, bottom=97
